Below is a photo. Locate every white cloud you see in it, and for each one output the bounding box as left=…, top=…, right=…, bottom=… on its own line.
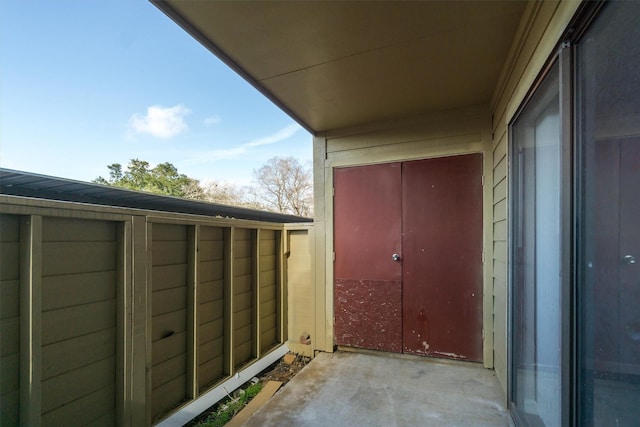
left=128, top=104, right=190, bottom=139
left=245, top=123, right=301, bottom=147
left=195, top=146, right=248, bottom=162
left=187, top=123, right=303, bottom=164
left=204, top=115, right=222, bottom=126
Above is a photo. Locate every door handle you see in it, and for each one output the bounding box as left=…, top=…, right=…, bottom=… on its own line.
left=392, top=253, right=401, bottom=261
left=624, top=255, right=636, bottom=265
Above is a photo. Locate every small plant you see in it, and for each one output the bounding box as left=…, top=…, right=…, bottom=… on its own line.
left=196, top=382, right=263, bottom=427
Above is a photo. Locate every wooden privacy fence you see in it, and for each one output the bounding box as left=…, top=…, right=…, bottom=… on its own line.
left=0, top=196, right=313, bottom=426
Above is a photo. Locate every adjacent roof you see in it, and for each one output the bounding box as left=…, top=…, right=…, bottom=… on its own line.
left=0, top=168, right=311, bottom=223
left=152, top=1, right=528, bottom=133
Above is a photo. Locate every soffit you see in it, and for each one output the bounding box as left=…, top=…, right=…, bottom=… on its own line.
left=155, top=1, right=527, bottom=133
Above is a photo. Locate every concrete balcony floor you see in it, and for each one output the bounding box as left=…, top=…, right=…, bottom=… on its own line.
left=244, top=350, right=509, bottom=426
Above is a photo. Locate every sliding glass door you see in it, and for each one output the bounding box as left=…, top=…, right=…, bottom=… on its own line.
left=511, top=62, right=562, bottom=427
left=510, top=2, right=640, bottom=426
left=576, top=1, right=640, bottom=425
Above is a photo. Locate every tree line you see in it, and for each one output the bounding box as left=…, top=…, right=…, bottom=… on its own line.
left=93, top=157, right=313, bottom=217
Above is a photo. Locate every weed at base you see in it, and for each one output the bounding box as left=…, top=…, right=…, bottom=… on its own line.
left=195, top=382, right=263, bottom=427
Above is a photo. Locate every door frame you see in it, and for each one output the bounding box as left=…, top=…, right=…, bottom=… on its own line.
left=325, top=141, right=493, bottom=368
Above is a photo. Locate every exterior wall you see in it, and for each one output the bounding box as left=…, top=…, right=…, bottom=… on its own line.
left=150, top=223, right=189, bottom=421
left=0, top=195, right=310, bottom=426
left=0, top=214, right=20, bottom=426
left=40, top=217, right=120, bottom=425
left=312, top=105, right=495, bottom=366
left=285, top=228, right=314, bottom=357
left=197, top=226, right=226, bottom=392
left=489, top=0, right=581, bottom=395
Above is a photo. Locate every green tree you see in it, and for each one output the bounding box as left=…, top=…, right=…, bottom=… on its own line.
left=94, top=159, right=204, bottom=198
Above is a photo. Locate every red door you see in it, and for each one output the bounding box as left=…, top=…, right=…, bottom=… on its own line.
left=334, top=163, right=403, bottom=352
left=402, top=155, right=483, bottom=361
left=334, top=154, right=483, bottom=361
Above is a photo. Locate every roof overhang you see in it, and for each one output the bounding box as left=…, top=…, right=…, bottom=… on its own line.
left=152, top=1, right=528, bottom=134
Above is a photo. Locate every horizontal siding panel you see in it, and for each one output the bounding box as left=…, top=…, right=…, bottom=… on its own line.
left=199, top=299, right=224, bottom=325
left=41, top=384, right=115, bottom=427
left=1, top=352, right=19, bottom=395
left=152, top=223, right=187, bottom=241
left=0, top=215, right=19, bottom=241
left=42, top=242, right=116, bottom=276
left=234, top=291, right=253, bottom=312
left=152, top=375, right=187, bottom=421
left=260, top=270, right=276, bottom=287
left=493, top=198, right=507, bottom=222
left=199, top=355, right=225, bottom=391
left=0, top=388, right=19, bottom=427
left=493, top=131, right=507, bottom=163
left=152, top=354, right=186, bottom=390
left=494, top=260, right=507, bottom=285
left=0, top=242, right=19, bottom=281
left=234, top=324, right=252, bottom=345
left=234, top=228, right=252, bottom=241
left=152, top=287, right=187, bottom=317
left=41, top=271, right=116, bottom=311
left=42, top=328, right=116, bottom=380
left=493, top=157, right=507, bottom=186
left=234, top=341, right=253, bottom=368
left=234, top=308, right=252, bottom=328
left=199, top=318, right=224, bottom=344
left=200, top=226, right=224, bottom=241
left=234, top=241, right=252, bottom=258
left=41, top=300, right=115, bottom=346
left=152, top=331, right=186, bottom=366
left=494, top=219, right=507, bottom=242
left=86, top=412, right=116, bottom=427
left=261, top=330, right=277, bottom=351
left=0, top=280, right=19, bottom=319
left=199, top=243, right=224, bottom=262
left=259, top=239, right=276, bottom=252
left=152, top=310, right=187, bottom=342
left=493, top=177, right=507, bottom=204
left=151, top=241, right=187, bottom=267
left=0, top=317, right=19, bottom=356
left=259, top=285, right=276, bottom=304
left=234, top=257, right=252, bottom=276
left=41, top=356, right=115, bottom=414
left=42, top=218, right=115, bottom=242
left=199, top=336, right=224, bottom=363
left=199, top=260, right=224, bottom=282
left=151, top=264, right=188, bottom=291
left=199, top=279, right=224, bottom=304
left=260, top=300, right=277, bottom=319
left=259, top=255, right=277, bottom=272
left=233, top=275, right=252, bottom=295
left=494, top=241, right=507, bottom=263
left=260, top=314, right=276, bottom=332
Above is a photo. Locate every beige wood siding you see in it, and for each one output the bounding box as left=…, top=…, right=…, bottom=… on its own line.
left=1, top=215, right=20, bottom=427
left=1, top=195, right=303, bottom=424
left=232, top=228, right=255, bottom=369
left=151, top=223, right=188, bottom=421
left=259, top=229, right=280, bottom=353
left=489, top=0, right=581, bottom=395
left=197, top=226, right=226, bottom=391
left=40, top=217, right=118, bottom=426
left=286, top=229, right=313, bottom=354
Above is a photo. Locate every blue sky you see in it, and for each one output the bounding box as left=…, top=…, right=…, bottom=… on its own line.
left=0, top=1, right=312, bottom=186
